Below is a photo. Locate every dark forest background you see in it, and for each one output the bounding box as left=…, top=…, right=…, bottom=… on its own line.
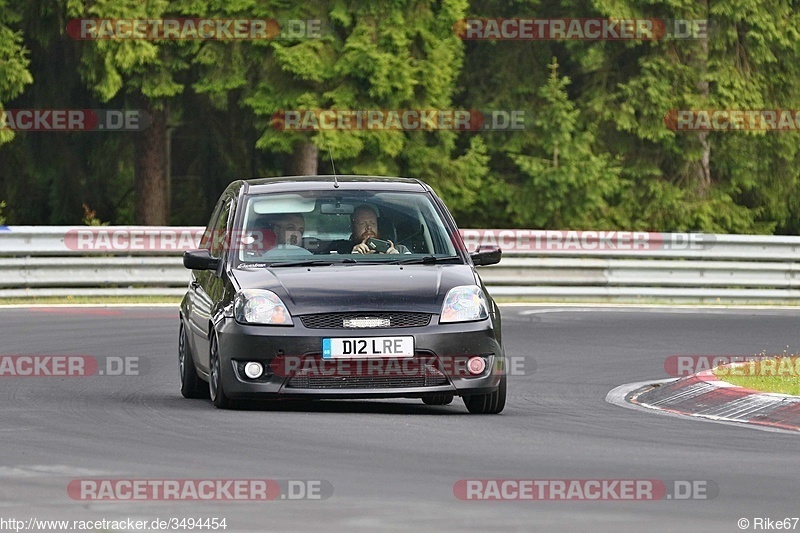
left=1, top=0, right=798, bottom=232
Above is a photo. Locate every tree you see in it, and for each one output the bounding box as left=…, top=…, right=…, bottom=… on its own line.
left=193, top=0, right=491, bottom=209
left=583, top=0, right=800, bottom=232
left=1, top=0, right=800, bottom=234
left=69, top=0, right=187, bottom=224
left=509, top=59, right=621, bottom=228
left=0, top=0, right=33, bottom=145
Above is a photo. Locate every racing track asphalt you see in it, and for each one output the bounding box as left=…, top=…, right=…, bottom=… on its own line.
left=0, top=305, right=798, bottom=532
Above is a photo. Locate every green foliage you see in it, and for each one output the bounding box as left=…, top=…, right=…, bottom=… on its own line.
left=193, top=0, right=488, bottom=219
left=0, top=26, right=32, bottom=101
left=0, top=0, right=798, bottom=233
left=509, top=59, right=621, bottom=229
left=406, top=135, right=497, bottom=220
left=67, top=0, right=185, bottom=102
left=0, top=3, right=33, bottom=144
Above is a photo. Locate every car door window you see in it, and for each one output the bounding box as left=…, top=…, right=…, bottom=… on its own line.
left=199, top=198, right=224, bottom=250
left=210, top=198, right=233, bottom=258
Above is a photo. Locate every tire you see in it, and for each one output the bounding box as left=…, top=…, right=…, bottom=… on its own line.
left=422, top=394, right=454, bottom=406
left=463, top=374, right=506, bottom=414
left=209, top=331, right=237, bottom=409
left=179, top=319, right=208, bottom=399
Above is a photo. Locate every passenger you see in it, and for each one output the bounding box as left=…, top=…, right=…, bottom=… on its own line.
left=272, top=213, right=305, bottom=247
left=244, top=215, right=277, bottom=254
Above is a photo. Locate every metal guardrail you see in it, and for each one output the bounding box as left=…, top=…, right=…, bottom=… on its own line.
left=1, top=226, right=800, bottom=302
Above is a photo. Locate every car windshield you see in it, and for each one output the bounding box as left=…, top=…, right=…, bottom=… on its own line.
left=235, top=190, right=461, bottom=266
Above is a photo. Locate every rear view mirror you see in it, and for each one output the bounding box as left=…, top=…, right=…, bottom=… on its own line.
left=320, top=203, right=354, bottom=215
left=183, top=249, right=220, bottom=270
left=470, top=246, right=502, bottom=266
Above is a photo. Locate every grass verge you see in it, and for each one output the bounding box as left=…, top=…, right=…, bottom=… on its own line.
left=493, top=296, right=800, bottom=306
left=713, top=357, right=800, bottom=396
left=0, top=296, right=182, bottom=306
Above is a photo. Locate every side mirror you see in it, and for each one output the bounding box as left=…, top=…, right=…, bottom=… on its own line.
left=183, top=249, right=220, bottom=271
left=470, top=246, right=502, bottom=266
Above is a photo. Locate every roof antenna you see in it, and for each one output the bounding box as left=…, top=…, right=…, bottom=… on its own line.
left=327, top=142, right=339, bottom=188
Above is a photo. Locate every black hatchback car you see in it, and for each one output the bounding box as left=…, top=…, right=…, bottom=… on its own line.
left=179, top=176, right=506, bottom=413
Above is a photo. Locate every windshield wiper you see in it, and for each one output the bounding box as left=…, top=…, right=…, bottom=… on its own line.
left=268, top=258, right=357, bottom=268
left=388, top=255, right=462, bottom=265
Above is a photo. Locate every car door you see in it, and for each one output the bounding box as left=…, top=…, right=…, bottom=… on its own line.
left=187, top=194, right=233, bottom=373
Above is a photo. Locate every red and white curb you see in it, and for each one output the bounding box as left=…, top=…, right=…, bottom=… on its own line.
left=606, top=370, right=800, bottom=434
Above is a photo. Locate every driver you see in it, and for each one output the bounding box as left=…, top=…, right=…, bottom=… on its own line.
left=349, top=205, right=409, bottom=254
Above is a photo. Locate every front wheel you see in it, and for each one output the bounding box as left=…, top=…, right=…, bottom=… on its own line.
left=463, top=374, right=506, bottom=414
left=180, top=319, right=208, bottom=399
left=209, top=331, right=236, bottom=409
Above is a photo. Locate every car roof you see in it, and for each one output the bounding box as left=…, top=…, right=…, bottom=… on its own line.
left=240, top=175, right=431, bottom=195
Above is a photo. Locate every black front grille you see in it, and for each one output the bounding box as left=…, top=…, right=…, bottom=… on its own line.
left=286, top=360, right=448, bottom=389
left=299, top=312, right=431, bottom=329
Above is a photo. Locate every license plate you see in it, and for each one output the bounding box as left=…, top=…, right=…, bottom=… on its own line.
left=322, top=337, right=414, bottom=359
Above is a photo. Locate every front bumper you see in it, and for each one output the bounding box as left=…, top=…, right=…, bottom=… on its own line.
left=215, top=316, right=504, bottom=400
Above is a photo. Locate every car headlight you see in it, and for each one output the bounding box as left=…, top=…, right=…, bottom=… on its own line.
left=234, top=289, right=293, bottom=325
left=440, top=285, right=489, bottom=323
